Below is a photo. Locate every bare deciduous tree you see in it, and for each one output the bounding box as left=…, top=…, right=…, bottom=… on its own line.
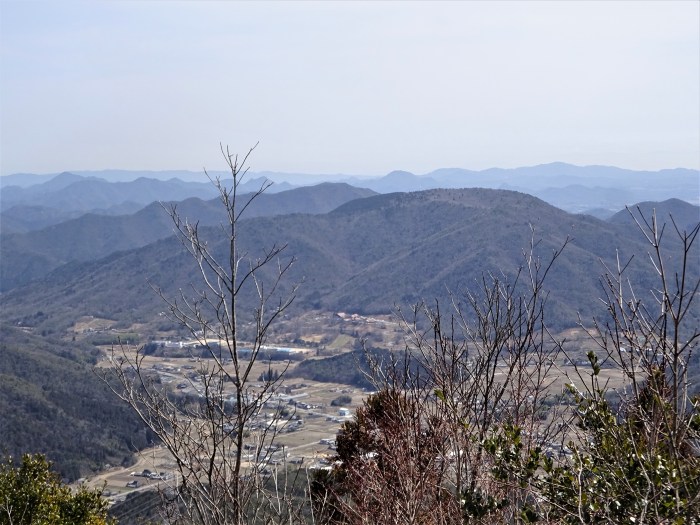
left=549, top=208, right=700, bottom=523
left=406, top=234, right=569, bottom=523
left=317, top=211, right=699, bottom=524
left=315, top=232, right=570, bottom=524
left=103, top=145, right=298, bottom=525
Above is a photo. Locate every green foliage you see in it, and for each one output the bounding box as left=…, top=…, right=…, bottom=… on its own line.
left=0, top=454, right=113, bottom=524
left=460, top=489, right=508, bottom=523
left=541, top=377, right=700, bottom=523
left=484, top=425, right=543, bottom=487
left=477, top=366, right=700, bottom=524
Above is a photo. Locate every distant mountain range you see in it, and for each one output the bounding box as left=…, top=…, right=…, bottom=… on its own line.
left=0, top=183, right=376, bottom=291
left=350, top=163, right=699, bottom=215
left=2, top=163, right=698, bottom=221
left=0, top=172, right=300, bottom=233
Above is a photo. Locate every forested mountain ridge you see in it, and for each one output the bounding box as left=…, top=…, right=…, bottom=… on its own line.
left=2, top=188, right=695, bottom=335
left=609, top=198, right=700, bottom=231
left=0, top=171, right=299, bottom=226
left=0, top=174, right=219, bottom=213
left=0, top=182, right=376, bottom=291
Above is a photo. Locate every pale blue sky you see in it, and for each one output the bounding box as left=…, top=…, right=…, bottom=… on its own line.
left=1, top=1, right=698, bottom=176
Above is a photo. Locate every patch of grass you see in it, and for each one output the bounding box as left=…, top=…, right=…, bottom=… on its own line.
left=327, top=334, right=354, bottom=351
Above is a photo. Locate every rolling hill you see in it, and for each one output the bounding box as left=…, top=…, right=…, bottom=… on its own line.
left=347, top=163, right=700, bottom=214
left=2, top=188, right=694, bottom=335
left=0, top=174, right=217, bottom=213
left=0, top=202, right=147, bottom=234
left=0, top=171, right=298, bottom=223
left=609, top=198, right=700, bottom=232
left=0, top=182, right=376, bottom=291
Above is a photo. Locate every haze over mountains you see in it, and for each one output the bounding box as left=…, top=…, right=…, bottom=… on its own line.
left=2, top=163, right=697, bottom=228
left=1, top=163, right=698, bottom=321
left=0, top=183, right=375, bottom=290
left=0, top=173, right=297, bottom=233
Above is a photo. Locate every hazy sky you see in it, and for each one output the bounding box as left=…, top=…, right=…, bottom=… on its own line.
left=1, top=1, right=698, bottom=176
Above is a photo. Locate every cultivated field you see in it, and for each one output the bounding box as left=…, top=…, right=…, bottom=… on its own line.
left=80, top=314, right=628, bottom=504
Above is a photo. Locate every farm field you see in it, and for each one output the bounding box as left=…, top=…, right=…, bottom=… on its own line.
left=80, top=316, right=633, bottom=506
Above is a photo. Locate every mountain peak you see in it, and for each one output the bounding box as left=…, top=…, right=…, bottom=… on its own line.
left=39, top=172, right=87, bottom=191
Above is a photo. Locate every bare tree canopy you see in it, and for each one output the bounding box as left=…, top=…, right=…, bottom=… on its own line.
left=103, top=145, right=300, bottom=525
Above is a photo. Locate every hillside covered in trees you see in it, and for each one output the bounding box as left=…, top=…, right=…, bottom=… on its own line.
left=2, top=189, right=697, bottom=337
left=0, top=325, right=150, bottom=480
